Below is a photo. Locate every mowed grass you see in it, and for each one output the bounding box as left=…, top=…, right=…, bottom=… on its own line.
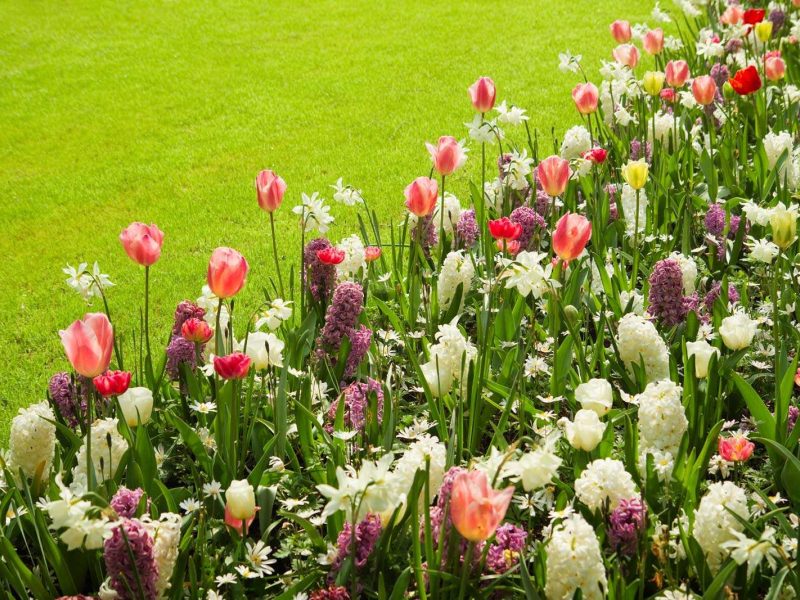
left=0, top=0, right=656, bottom=436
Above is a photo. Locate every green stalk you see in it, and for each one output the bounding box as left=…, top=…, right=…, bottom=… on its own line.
left=269, top=211, right=285, bottom=298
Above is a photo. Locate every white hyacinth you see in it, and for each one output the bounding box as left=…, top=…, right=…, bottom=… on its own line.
left=336, top=234, right=366, bottom=279
left=560, top=125, right=592, bottom=161
left=616, top=313, right=671, bottom=382
left=437, top=250, right=474, bottom=312
left=637, top=380, right=688, bottom=478
left=71, top=418, right=130, bottom=493
left=143, top=512, right=182, bottom=598
left=574, top=458, right=637, bottom=512
left=668, top=252, right=697, bottom=295
left=763, top=130, right=796, bottom=188
left=421, top=320, right=477, bottom=397
left=620, top=184, right=649, bottom=234
left=545, top=513, right=607, bottom=600
left=692, top=481, right=749, bottom=572
left=433, top=192, right=462, bottom=237
left=502, top=149, right=534, bottom=191
left=7, top=401, right=57, bottom=481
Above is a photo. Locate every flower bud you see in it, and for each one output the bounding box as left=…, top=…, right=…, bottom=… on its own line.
left=226, top=479, right=256, bottom=521
left=686, top=340, right=719, bottom=378
left=621, top=160, right=649, bottom=190
left=643, top=71, right=665, bottom=96
left=117, top=387, right=154, bottom=426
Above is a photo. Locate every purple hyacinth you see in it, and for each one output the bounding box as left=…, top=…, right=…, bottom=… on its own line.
left=172, top=300, right=205, bottom=337
left=104, top=519, right=158, bottom=600
left=330, top=513, right=382, bottom=576
left=166, top=335, right=196, bottom=380
left=703, top=281, right=739, bottom=313
left=648, top=259, right=690, bottom=326
left=608, top=497, right=646, bottom=557
left=317, top=282, right=364, bottom=356
left=486, top=523, right=528, bottom=574
left=344, top=325, right=372, bottom=378
left=327, top=378, right=384, bottom=431
left=534, top=189, right=551, bottom=217
left=110, top=487, right=147, bottom=519
left=304, top=238, right=337, bottom=302
left=789, top=406, right=799, bottom=432
left=705, top=204, right=726, bottom=237
left=769, top=9, right=785, bottom=32
left=420, top=215, right=439, bottom=254
left=455, top=209, right=479, bottom=249
left=49, top=372, right=80, bottom=428
left=510, top=206, right=545, bottom=251
left=725, top=39, right=743, bottom=54
left=630, top=139, right=652, bottom=163
left=710, top=63, right=729, bottom=90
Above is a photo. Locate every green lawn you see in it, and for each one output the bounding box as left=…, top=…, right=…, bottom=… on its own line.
left=0, top=0, right=656, bottom=436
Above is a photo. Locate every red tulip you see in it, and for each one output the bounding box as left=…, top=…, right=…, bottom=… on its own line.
left=612, top=44, right=639, bottom=69
left=119, top=222, right=164, bottom=267
left=537, top=155, right=570, bottom=197
left=449, top=470, right=514, bottom=542
left=214, top=352, right=252, bottom=380
left=93, top=370, right=131, bottom=397
left=60, top=313, right=114, bottom=378
left=691, top=75, right=717, bottom=106
left=743, top=9, right=766, bottom=25
left=425, top=136, right=467, bottom=176
left=720, top=6, right=744, bottom=25
left=255, top=169, right=286, bottom=213
left=572, top=83, right=599, bottom=115
left=181, top=317, right=213, bottom=344
left=609, top=20, right=632, bottom=43
left=316, top=247, right=345, bottom=265
left=765, top=56, right=786, bottom=81
left=207, top=247, right=249, bottom=299
left=468, top=77, right=496, bottom=113
left=660, top=88, right=676, bottom=103
left=665, top=60, right=690, bottom=88
left=488, top=218, right=522, bottom=250
left=404, top=176, right=439, bottom=217
left=642, top=28, right=664, bottom=55
left=729, top=66, right=762, bottom=96
left=581, top=147, right=607, bottom=164
left=224, top=504, right=259, bottom=535
left=553, top=213, right=592, bottom=264
left=718, top=434, right=755, bottom=462
left=364, top=246, right=382, bottom=262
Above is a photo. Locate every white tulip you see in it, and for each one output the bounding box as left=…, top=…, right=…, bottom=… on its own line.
left=117, top=387, right=153, bottom=426
left=719, top=312, right=757, bottom=351
left=686, top=340, right=719, bottom=378
left=561, top=409, right=606, bottom=452
left=226, top=479, right=256, bottom=520
left=575, top=378, right=613, bottom=416
left=420, top=360, right=454, bottom=397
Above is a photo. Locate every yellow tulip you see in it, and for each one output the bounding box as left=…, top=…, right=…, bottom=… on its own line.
left=770, top=202, right=798, bottom=249
left=621, top=160, right=649, bottom=190
left=755, top=21, right=773, bottom=43
left=643, top=71, right=665, bottom=96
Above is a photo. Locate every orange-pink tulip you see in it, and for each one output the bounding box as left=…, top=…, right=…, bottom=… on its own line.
left=404, top=176, right=439, bottom=217
left=553, top=212, right=592, bottom=263
left=60, top=312, right=114, bottom=378
left=425, top=136, right=467, bottom=176
left=610, top=20, right=632, bottom=43
left=642, top=28, right=664, bottom=55
left=207, top=247, right=249, bottom=299
left=665, top=60, right=690, bottom=88
left=119, top=222, right=164, bottom=267
left=450, top=470, right=514, bottom=542
left=765, top=56, right=786, bottom=81
left=720, top=5, right=744, bottom=25
left=468, top=76, right=496, bottom=113
left=537, top=155, right=570, bottom=198
left=572, top=82, right=599, bottom=115
left=691, top=75, right=717, bottom=106
left=255, top=169, right=287, bottom=213
left=718, top=434, right=755, bottom=462
left=612, top=44, right=640, bottom=69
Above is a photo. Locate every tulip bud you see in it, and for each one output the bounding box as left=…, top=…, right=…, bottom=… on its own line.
left=621, top=160, right=649, bottom=190
left=612, top=44, right=639, bottom=69
left=181, top=317, right=214, bottom=344
left=60, top=313, right=114, bottom=378
left=425, top=136, right=467, bottom=176
left=765, top=56, right=786, bottom=82
left=722, top=81, right=736, bottom=101
left=468, top=77, right=496, bottom=113
left=119, top=223, right=165, bottom=267
left=755, top=21, right=773, bottom=42
left=719, top=312, right=757, bottom=350
left=770, top=202, right=798, bottom=249
left=609, top=20, right=632, bottom=43
left=561, top=409, right=606, bottom=451
left=255, top=170, right=287, bottom=213
left=404, top=177, right=439, bottom=218
left=686, top=340, right=719, bottom=378
left=575, top=378, right=613, bottom=416
left=643, top=71, right=666, bottom=96
left=553, top=212, right=592, bottom=264
left=572, top=82, right=599, bottom=115
left=692, top=75, right=718, bottom=106
left=226, top=479, right=256, bottom=521
left=207, top=247, right=249, bottom=299
left=537, top=155, right=571, bottom=197
left=93, top=370, right=132, bottom=397
left=664, top=60, right=690, bottom=88
left=117, top=387, right=154, bottom=426
left=563, top=304, right=580, bottom=325
left=642, top=28, right=664, bottom=55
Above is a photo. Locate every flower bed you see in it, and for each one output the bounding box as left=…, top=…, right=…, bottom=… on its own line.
left=3, top=1, right=800, bottom=598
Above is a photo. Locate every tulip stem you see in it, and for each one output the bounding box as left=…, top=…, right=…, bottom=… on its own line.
left=144, top=266, right=152, bottom=366
left=439, top=174, right=446, bottom=266
left=631, top=189, right=641, bottom=289
left=268, top=212, right=285, bottom=298
left=457, top=541, right=474, bottom=600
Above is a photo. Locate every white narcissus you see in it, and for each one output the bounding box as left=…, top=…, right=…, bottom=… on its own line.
left=240, top=331, right=284, bottom=371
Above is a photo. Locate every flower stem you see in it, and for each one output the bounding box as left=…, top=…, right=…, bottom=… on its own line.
left=269, top=211, right=285, bottom=298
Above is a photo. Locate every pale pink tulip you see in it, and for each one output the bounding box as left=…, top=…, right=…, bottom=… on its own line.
left=404, top=176, right=439, bottom=217
left=720, top=6, right=744, bottom=25
left=610, top=20, right=632, bottom=43
left=572, top=82, right=599, bottom=115
left=612, top=44, right=640, bottom=69
left=425, top=136, right=467, bottom=176
left=207, top=247, right=249, bottom=298
left=691, top=75, right=717, bottom=106
left=468, top=77, right=496, bottom=113
left=553, top=212, right=592, bottom=264
left=537, top=156, right=570, bottom=198
left=665, top=60, right=690, bottom=88
left=60, top=313, right=114, bottom=378
left=766, top=56, right=786, bottom=81
left=119, top=222, right=164, bottom=266
left=718, top=435, right=755, bottom=462
left=255, top=169, right=286, bottom=213
left=450, top=470, right=513, bottom=542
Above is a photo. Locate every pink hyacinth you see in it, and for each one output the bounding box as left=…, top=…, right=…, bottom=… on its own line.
left=608, top=497, right=646, bottom=556
left=104, top=519, right=158, bottom=600
left=110, top=486, right=147, bottom=519
left=326, top=378, right=384, bottom=431
left=304, top=238, right=338, bottom=302
left=648, top=259, right=691, bottom=326
left=330, top=513, right=382, bottom=576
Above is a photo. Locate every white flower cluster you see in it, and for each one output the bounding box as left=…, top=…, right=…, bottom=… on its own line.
left=561, top=125, right=591, bottom=160
left=238, top=331, right=284, bottom=370
left=433, top=192, right=463, bottom=237
left=254, top=298, right=293, bottom=331
left=620, top=184, right=648, bottom=234
left=331, top=178, right=364, bottom=206
left=336, top=234, right=366, bottom=279
left=318, top=435, right=446, bottom=522
left=502, top=149, right=534, bottom=191
left=437, top=250, right=474, bottom=312
left=71, top=418, right=130, bottom=493
left=637, top=380, right=688, bottom=480
left=43, top=475, right=118, bottom=550
left=508, top=445, right=562, bottom=492
left=616, top=313, right=671, bottom=382
left=143, top=512, right=182, bottom=598
left=293, top=192, right=334, bottom=234
left=574, top=458, right=637, bottom=512
left=545, top=513, right=607, bottom=600
left=8, top=401, right=56, bottom=480
left=504, top=251, right=555, bottom=299
left=421, top=321, right=477, bottom=397
left=668, top=252, right=697, bottom=295
left=692, top=481, right=749, bottom=572
left=649, top=111, right=676, bottom=145
left=763, top=130, right=798, bottom=189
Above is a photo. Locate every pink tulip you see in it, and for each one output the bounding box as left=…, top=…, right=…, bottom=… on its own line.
left=60, top=313, right=114, bottom=378
left=765, top=56, right=786, bottom=81
left=553, top=212, right=592, bottom=264
left=119, top=223, right=164, bottom=267
left=537, top=156, right=570, bottom=198
left=425, top=136, right=467, bottom=176
left=612, top=44, right=640, bottom=69
left=224, top=504, right=259, bottom=535
left=691, top=75, right=717, bottom=106
left=207, top=247, right=249, bottom=299
left=572, top=82, right=599, bottom=115
left=610, top=20, right=632, bottom=43
left=718, top=434, right=755, bottom=462
left=720, top=6, right=744, bottom=25
left=468, top=77, right=496, bottom=113
left=642, top=28, right=664, bottom=55
left=404, top=176, right=439, bottom=217
left=449, top=470, right=513, bottom=542
left=665, top=60, right=690, bottom=88
left=255, top=169, right=286, bottom=213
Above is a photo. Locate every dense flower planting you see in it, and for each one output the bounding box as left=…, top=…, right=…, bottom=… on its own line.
left=4, top=1, right=800, bottom=598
